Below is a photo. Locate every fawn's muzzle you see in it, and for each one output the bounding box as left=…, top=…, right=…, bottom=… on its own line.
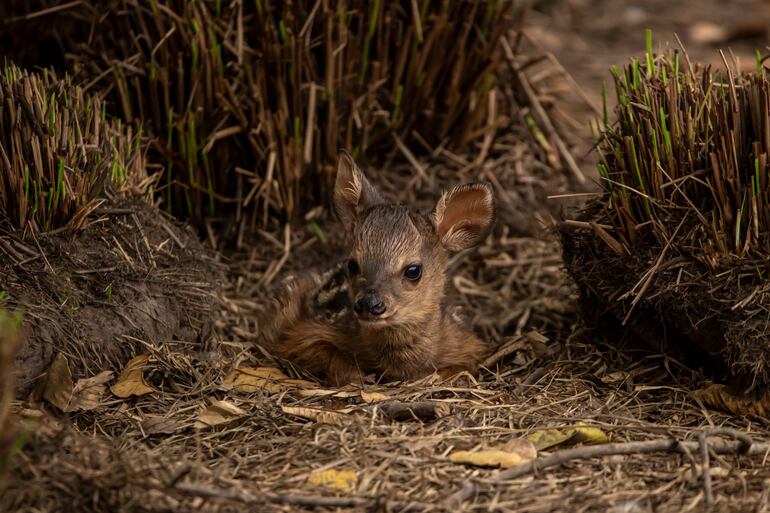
left=354, top=290, right=386, bottom=317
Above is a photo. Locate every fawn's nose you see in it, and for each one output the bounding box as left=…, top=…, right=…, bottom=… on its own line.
left=354, top=289, right=386, bottom=317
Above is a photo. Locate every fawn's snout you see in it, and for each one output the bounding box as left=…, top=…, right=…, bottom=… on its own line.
left=353, top=289, right=387, bottom=319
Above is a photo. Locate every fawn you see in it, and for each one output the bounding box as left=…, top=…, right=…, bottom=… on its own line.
left=259, top=152, right=495, bottom=385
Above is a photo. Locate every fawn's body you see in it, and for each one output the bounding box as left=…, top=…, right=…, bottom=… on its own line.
left=260, top=153, right=495, bottom=385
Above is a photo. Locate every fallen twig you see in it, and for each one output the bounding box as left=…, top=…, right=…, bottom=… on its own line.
left=698, top=430, right=714, bottom=506
left=379, top=400, right=451, bottom=422
left=175, top=482, right=371, bottom=508
left=497, top=437, right=768, bottom=481
left=482, top=335, right=528, bottom=369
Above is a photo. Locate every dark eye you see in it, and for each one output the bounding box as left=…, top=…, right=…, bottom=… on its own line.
left=347, top=259, right=359, bottom=276
left=403, top=264, right=422, bottom=281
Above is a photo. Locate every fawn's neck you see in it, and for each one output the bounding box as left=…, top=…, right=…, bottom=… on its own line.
left=357, top=306, right=446, bottom=379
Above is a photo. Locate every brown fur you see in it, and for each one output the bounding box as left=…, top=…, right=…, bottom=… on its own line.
left=259, top=152, right=495, bottom=385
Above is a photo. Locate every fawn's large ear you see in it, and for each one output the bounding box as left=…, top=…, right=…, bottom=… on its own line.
left=333, top=151, right=384, bottom=231
left=430, top=183, right=495, bottom=252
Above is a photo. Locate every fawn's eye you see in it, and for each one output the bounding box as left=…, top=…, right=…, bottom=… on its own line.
left=347, top=259, right=359, bottom=276
left=403, top=264, right=422, bottom=281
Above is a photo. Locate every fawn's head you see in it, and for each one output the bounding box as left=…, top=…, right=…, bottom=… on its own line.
left=333, top=152, right=495, bottom=328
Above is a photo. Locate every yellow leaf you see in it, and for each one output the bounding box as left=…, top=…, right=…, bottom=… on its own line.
left=42, top=353, right=74, bottom=412
left=111, top=355, right=155, bottom=398
left=690, top=384, right=770, bottom=417
left=360, top=391, right=390, bottom=403
left=194, top=399, right=248, bottom=429
left=450, top=438, right=536, bottom=469
left=528, top=429, right=572, bottom=450
left=570, top=426, right=609, bottom=445
left=223, top=366, right=314, bottom=393
left=450, top=448, right=534, bottom=469
left=529, top=426, right=608, bottom=450
left=307, top=469, right=358, bottom=492
left=281, top=405, right=347, bottom=425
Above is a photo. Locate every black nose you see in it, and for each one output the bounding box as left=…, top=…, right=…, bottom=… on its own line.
left=354, top=290, right=386, bottom=316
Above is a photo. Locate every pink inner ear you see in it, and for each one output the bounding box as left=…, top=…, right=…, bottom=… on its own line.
left=437, top=188, right=490, bottom=237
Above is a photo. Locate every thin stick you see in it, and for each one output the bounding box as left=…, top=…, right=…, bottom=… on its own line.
left=11, top=0, right=82, bottom=21
left=379, top=401, right=450, bottom=422
left=698, top=431, right=714, bottom=506
left=174, top=482, right=371, bottom=508
left=497, top=439, right=770, bottom=481
left=481, top=335, right=527, bottom=368
left=501, top=35, right=585, bottom=184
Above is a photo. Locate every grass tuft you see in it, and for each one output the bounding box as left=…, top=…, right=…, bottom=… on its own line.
left=43, top=0, right=514, bottom=229
left=597, top=42, right=770, bottom=264
left=0, top=64, right=147, bottom=234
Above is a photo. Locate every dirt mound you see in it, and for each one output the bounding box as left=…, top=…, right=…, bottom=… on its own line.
left=561, top=202, right=770, bottom=393
left=0, top=198, right=223, bottom=397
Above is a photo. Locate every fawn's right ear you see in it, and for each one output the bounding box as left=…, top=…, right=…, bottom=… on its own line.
left=430, top=182, right=495, bottom=252
left=333, top=151, right=384, bottom=231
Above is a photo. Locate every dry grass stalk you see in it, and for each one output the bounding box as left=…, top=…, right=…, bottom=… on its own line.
left=0, top=64, right=147, bottom=234
left=597, top=35, right=770, bottom=265
left=46, top=0, right=515, bottom=228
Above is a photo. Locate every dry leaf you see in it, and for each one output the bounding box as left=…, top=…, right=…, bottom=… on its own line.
left=223, top=366, right=314, bottom=393
left=307, top=469, right=358, bottom=492
left=142, top=414, right=184, bottom=435
left=111, top=355, right=154, bottom=398
left=42, top=353, right=74, bottom=411
left=281, top=405, right=348, bottom=424
left=194, top=399, right=248, bottom=429
left=42, top=354, right=113, bottom=412
left=529, top=426, right=608, bottom=450
left=69, top=371, right=114, bottom=411
left=297, top=388, right=341, bottom=398
left=450, top=447, right=534, bottom=469
left=499, top=438, right=538, bottom=459
left=450, top=437, right=537, bottom=468
left=690, top=383, right=770, bottom=417
left=360, top=391, right=390, bottom=403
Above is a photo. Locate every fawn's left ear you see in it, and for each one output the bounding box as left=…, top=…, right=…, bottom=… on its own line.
left=333, top=150, right=384, bottom=232
left=430, top=182, right=495, bottom=252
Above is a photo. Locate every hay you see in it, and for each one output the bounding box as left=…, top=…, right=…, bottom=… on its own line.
left=6, top=330, right=770, bottom=512
left=562, top=43, right=770, bottom=392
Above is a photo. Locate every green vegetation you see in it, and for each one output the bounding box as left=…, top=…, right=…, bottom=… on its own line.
left=0, top=64, right=146, bottom=233
left=597, top=37, right=770, bottom=263
left=60, top=0, right=514, bottom=228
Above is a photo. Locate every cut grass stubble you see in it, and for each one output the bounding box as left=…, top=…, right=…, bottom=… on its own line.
left=597, top=33, right=770, bottom=265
